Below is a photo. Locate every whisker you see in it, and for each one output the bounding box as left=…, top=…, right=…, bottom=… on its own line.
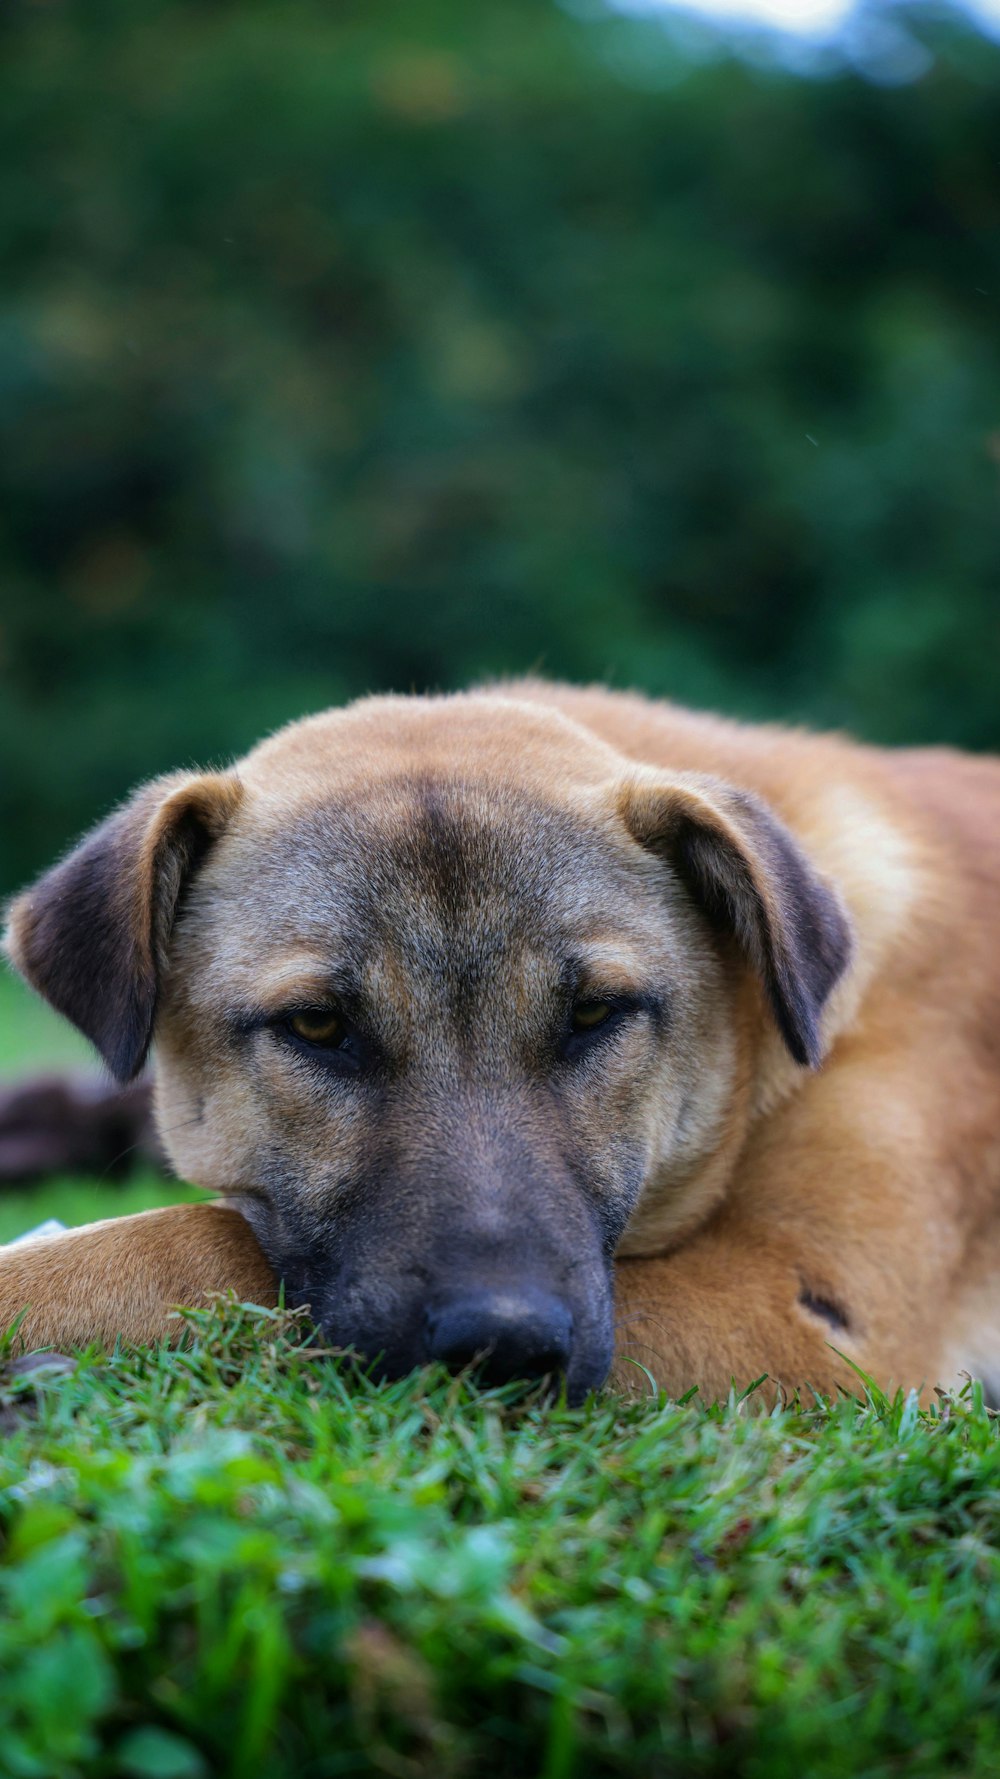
left=96, top=1113, right=207, bottom=1184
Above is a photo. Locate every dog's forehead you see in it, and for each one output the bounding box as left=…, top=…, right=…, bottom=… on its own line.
left=231, top=774, right=646, bottom=946
left=177, top=768, right=672, bottom=1028
left=182, top=700, right=671, bottom=1001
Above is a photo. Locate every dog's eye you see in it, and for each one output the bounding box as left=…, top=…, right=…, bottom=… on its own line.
left=571, top=998, right=614, bottom=1033
left=275, top=1005, right=370, bottom=1074
left=287, top=1010, right=344, bottom=1048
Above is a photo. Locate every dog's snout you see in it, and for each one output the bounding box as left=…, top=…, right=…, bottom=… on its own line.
left=423, top=1286, right=574, bottom=1385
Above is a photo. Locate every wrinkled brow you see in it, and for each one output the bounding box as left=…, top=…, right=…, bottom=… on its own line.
left=231, top=954, right=362, bottom=1024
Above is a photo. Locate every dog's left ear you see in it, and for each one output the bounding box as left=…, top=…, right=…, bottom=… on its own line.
left=4, top=772, right=243, bottom=1083
left=620, top=773, right=852, bottom=1067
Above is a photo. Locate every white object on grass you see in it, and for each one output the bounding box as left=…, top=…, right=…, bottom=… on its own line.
left=5, top=1220, right=68, bottom=1248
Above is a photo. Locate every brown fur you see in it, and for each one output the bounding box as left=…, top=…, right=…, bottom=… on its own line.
left=0, top=1204, right=276, bottom=1351
left=3, top=682, right=1000, bottom=1403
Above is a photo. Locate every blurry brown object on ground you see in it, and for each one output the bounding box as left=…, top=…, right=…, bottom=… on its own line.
left=0, top=1074, right=159, bottom=1185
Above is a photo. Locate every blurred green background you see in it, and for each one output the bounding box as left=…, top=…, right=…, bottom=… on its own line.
left=1, top=0, right=998, bottom=904
left=0, top=968, right=208, bottom=1239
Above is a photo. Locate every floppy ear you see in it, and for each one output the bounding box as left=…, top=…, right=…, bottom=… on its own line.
left=620, top=772, right=852, bottom=1068
left=4, top=771, right=243, bottom=1083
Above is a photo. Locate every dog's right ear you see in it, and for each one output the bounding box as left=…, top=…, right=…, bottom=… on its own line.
left=4, top=772, right=243, bottom=1083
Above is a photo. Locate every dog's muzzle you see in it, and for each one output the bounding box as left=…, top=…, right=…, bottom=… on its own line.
left=257, top=1200, right=616, bottom=1403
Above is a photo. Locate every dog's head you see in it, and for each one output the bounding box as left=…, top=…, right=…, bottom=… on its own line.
left=5, top=692, right=851, bottom=1400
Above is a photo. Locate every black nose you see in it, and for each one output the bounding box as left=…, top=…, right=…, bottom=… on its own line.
left=423, top=1287, right=574, bottom=1385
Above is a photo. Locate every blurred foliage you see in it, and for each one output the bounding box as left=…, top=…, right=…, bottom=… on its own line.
left=1, top=0, right=998, bottom=894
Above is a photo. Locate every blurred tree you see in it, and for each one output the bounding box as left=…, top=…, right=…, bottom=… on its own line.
left=0, top=0, right=997, bottom=892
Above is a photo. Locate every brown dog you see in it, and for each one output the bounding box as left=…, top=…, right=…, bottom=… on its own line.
left=3, top=682, right=999, bottom=1402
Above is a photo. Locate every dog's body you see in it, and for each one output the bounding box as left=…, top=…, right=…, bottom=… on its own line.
left=3, top=682, right=1000, bottom=1401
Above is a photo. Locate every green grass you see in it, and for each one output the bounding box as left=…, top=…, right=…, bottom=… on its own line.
left=3, top=971, right=1000, bottom=1774
left=0, top=964, right=98, bottom=1079
left=0, top=1176, right=210, bottom=1249
left=1, top=1300, right=999, bottom=1778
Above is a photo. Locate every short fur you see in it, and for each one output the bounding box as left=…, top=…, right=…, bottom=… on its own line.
left=3, top=683, right=999, bottom=1403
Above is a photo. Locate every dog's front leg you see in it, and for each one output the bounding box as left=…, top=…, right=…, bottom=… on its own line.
left=612, top=1231, right=869, bottom=1405
left=612, top=1056, right=971, bottom=1405
left=0, top=1202, right=278, bottom=1352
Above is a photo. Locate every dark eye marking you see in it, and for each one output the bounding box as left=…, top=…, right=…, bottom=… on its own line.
left=276, top=1005, right=374, bottom=1073
left=230, top=1002, right=374, bottom=1075
left=571, top=998, right=615, bottom=1033
left=286, top=1009, right=344, bottom=1047
left=798, top=1287, right=850, bottom=1333
left=560, top=991, right=664, bottom=1063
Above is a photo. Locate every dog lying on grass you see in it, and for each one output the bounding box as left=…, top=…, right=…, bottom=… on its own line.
left=2, top=682, right=999, bottom=1403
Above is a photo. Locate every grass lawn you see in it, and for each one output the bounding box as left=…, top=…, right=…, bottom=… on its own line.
left=2, top=969, right=999, bottom=1775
